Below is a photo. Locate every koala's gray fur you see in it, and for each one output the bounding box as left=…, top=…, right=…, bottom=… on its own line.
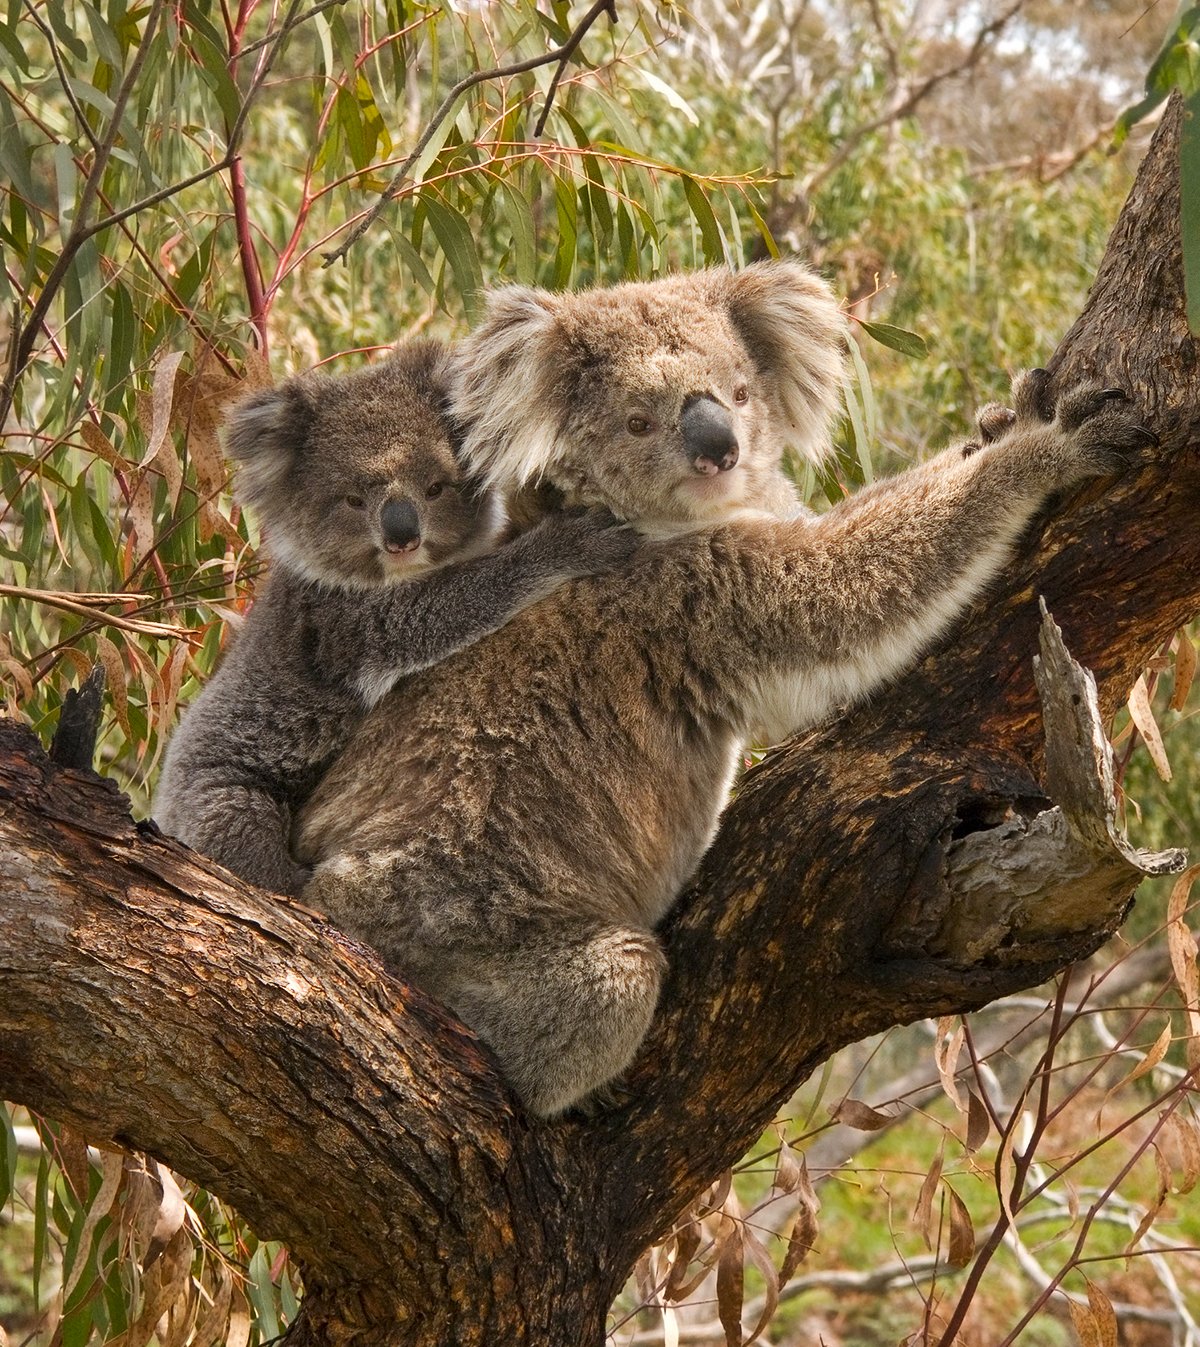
left=294, top=263, right=1153, bottom=1117
left=153, top=340, right=635, bottom=895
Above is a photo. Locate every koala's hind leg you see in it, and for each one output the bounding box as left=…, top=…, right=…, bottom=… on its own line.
left=451, top=923, right=667, bottom=1119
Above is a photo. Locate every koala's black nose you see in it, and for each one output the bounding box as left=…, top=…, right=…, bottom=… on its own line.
left=380, top=499, right=421, bottom=553
left=681, top=395, right=739, bottom=475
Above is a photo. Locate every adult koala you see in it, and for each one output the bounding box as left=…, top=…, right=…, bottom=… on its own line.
left=295, top=262, right=1152, bottom=1118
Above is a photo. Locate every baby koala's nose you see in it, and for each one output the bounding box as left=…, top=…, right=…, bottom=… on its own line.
left=380, top=498, right=421, bottom=553
left=681, top=394, right=740, bottom=475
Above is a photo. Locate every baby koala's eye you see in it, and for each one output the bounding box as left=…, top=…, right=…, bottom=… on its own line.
left=425, top=481, right=445, bottom=500
left=345, top=494, right=366, bottom=509
left=733, top=385, right=750, bottom=405
left=627, top=415, right=652, bottom=435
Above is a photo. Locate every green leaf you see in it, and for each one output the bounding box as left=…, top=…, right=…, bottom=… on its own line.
left=859, top=320, right=928, bottom=359
left=246, top=1244, right=281, bottom=1344
left=81, top=2, right=123, bottom=70
left=841, top=372, right=873, bottom=486
left=33, top=1149, right=49, bottom=1307
left=0, top=15, right=30, bottom=72
left=424, top=195, right=484, bottom=321
left=551, top=172, right=577, bottom=289
left=497, top=179, right=536, bottom=284
left=46, top=0, right=89, bottom=61
left=0, top=1104, right=15, bottom=1211
left=411, top=90, right=467, bottom=184
left=106, top=277, right=136, bottom=404
left=682, top=174, right=724, bottom=266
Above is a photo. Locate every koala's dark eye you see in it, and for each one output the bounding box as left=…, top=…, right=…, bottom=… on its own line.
left=346, top=494, right=366, bottom=509
left=627, top=416, right=652, bottom=436
left=426, top=481, right=445, bottom=500
left=733, top=385, right=750, bottom=404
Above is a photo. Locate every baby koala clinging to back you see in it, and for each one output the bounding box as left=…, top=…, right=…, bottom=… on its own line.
left=153, top=340, right=635, bottom=895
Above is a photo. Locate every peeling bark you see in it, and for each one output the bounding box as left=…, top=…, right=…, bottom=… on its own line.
left=2, top=102, right=1199, bottom=1345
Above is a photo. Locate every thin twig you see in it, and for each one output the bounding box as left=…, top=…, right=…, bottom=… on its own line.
left=802, top=0, right=1026, bottom=197
left=238, top=0, right=348, bottom=57
left=531, top=0, right=617, bottom=137
left=321, top=0, right=620, bottom=268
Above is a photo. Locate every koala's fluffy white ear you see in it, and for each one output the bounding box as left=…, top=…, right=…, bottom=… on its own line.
left=717, top=261, right=847, bottom=468
left=222, top=381, right=315, bottom=511
left=448, top=287, right=567, bottom=489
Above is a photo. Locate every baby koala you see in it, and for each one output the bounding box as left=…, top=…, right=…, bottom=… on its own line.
left=153, top=340, right=634, bottom=895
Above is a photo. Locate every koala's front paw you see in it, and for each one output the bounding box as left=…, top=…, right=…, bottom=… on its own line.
left=1049, top=383, right=1158, bottom=483
left=530, top=507, right=639, bottom=576
left=1001, top=370, right=1156, bottom=489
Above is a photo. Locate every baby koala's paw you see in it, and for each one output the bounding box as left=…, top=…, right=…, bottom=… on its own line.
left=528, top=507, right=640, bottom=576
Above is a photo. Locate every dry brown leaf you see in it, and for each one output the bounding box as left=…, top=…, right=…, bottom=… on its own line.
left=944, top=1184, right=975, bottom=1269
left=1125, top=1157, right=1168, bottom=1255
left=163, top=1276, right=198, bottom=1347
left=61, top=1149, right=124, bottom=1302
left=779, top=1153, right=820, bottom=1285
left=124, top=469, right=156, bottom=561
left=1167, top=865, right=1200, bottom=1070
left=1171, top=630, right=1197, bottom=711
left=741, top=1225, right=779, bottom=1344
left=775, top=1143, right=802, bottom=1195
left=140, top=348, right=184, bottom=452
left=144, top=1161, right=188, bottom=1268
left=965, top=1089, right=989, bottom=1152
left=1161, top=1112, right=1200, bottom=1194
left=241, top=347, right=273, bottom=392
left=56, top=647, right=94, bottom=681
left=1085, top=1278, right=1118, bottom=1347
left=225, top=1283, right=252, bottom=1347
left=632, top=1250, right=656, bottom=1306
left=697, top=1170, right=733, bottom=1217
left=0, top=653, right=34, bottom=704
left=831, top=1098, right=893, bottom=1131
left=663, top=1220, right=703, bottom=1303
left=1098, top=1020, right=1173, bottom=1130
left=80, top=420, right=130, bottom=469
left=1068, top=1295, right=1102, bottom=1347
left=995, top=1110, right=1024, bottom=1227
left=93, top=634, right=130, bottom=737
left=914, top=1138, right=945, bottom=1252
left=715, top=1213, right=745, bottom=1347
left=934, top=1018, right=966, bottom=1114
left=125, top=1226, right=193, bottom=1347
left=1128, top=673, right=1172, bottom=781
left=56, top=1125, right=90, bottom=1201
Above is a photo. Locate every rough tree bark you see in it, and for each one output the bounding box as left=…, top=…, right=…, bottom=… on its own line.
left=2, top=102, right=1199, bottom=1346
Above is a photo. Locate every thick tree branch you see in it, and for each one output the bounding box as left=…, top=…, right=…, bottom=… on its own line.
left=1, top=96, right=1198, bottom=1347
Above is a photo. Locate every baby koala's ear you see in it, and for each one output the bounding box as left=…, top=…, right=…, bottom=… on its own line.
left=448, top=287, right=566, bottom=490
left=222, top=378, right=316, bottom=511
left=713, top=260, right=848, bottom=468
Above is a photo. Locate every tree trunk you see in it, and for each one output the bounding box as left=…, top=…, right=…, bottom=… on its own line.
left=2, top=102, right=1199, bottom=1345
